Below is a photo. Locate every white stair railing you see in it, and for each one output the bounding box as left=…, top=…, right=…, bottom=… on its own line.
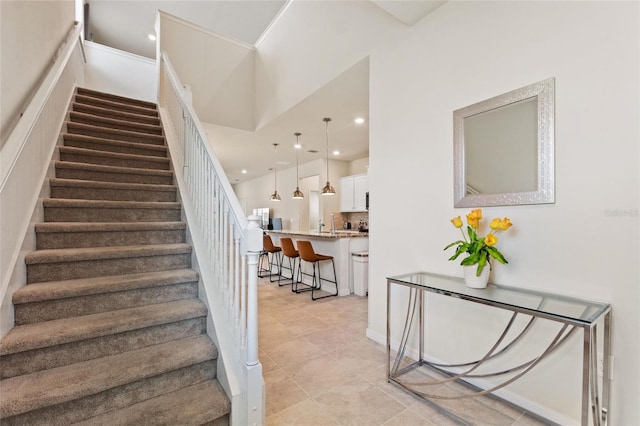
left=158, top=52, right=264, bottom=426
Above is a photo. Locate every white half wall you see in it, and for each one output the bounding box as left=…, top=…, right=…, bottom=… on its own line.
left=158, top=11, right=255, bottom=131
left=83, top=41, right=157, bottom=103
left=368, top=1, right=638, bottom=424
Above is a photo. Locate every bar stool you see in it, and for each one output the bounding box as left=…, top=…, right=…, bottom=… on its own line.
left=278, top=237, right=300, bottom=288
left=258, top=235, right=281, bottom=282
left=295, top=240, right=338, bottom=300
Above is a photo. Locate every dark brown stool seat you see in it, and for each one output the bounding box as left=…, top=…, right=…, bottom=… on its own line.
left=259, top=235, right=282, bottom=281
left=278, top=237, right=301, bottom=288
left=295, top=240, right=338, bottom=300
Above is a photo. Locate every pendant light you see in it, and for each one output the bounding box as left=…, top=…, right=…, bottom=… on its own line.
left=270, top=143, right=281, bottom=201
left=321, top=117, right=336, bottom=196
left=292, top=132, right=304, bottom=199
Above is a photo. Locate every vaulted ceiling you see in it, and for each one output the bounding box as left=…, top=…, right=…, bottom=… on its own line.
left=85, top=0, right=445, bottom=183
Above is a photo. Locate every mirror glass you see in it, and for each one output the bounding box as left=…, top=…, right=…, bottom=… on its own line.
left=454, top=78, right=555, bottom=207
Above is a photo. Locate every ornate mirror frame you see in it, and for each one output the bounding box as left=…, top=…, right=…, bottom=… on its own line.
left=453, top=77, right=555, bottom=207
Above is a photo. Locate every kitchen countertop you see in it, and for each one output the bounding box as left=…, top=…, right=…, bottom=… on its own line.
left=267, top=230, right=368, bottom=239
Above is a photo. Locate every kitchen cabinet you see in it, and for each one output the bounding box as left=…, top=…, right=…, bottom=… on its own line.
left=340, top=174, right=368, bottom=212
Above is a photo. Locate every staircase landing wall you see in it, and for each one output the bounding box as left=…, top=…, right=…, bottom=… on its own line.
left=84, top=41, right=157, bottom=104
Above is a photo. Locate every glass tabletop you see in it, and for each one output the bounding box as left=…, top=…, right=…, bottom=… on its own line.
left=387, top=272, right=610, bottom=326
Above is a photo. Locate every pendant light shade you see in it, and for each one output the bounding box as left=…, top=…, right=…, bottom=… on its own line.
left=292, top=132, right=304, bottom=199
left=270, top=143, right=281, bottom=201
left=322, top=117, right=335, bottom=196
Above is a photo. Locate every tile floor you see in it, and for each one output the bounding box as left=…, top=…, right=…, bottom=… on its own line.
left=258, top=277, right=550, bottom=426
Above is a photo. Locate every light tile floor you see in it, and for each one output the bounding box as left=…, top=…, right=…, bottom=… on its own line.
left=258, top=278, right=550, bottom=426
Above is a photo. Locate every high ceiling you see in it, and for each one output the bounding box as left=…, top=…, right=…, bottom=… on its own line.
left=85, top=0, right=445, bottom=184
left=86, top=0, right=288, bottom=58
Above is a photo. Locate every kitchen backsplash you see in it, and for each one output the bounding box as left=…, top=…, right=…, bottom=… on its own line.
left=334, top=212, right=369, bottom=230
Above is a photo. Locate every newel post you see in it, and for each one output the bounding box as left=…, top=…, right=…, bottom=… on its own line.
left=245, top=215, right=264, bottom=425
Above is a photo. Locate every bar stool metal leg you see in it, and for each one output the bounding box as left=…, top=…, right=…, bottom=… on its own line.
left=296, top=240, right=338, bottom=300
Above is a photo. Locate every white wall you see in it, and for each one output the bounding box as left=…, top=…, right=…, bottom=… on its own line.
left=254, top=0, right=404, bottom=130
left=368, top=1, right=638, bottom=424
left=84, top=41, right=156, bottom=103
left=0, top=0, right=75, bottom=147
left=347, top=157, right=369, bottom=176
left=159, top=12, right=255, bottom=131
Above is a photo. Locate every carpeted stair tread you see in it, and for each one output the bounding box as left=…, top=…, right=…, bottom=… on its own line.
left=73, top=380, right=230, bottom=426
left=12, top=269, right=198, bottom=304
left=50, top=178, right=176, bottom=193
left=0, top=335, right=216, bottom=418
left=69, top=111, right=163, bottom=135
left=66, top=122, right=165, bottom=145
left=54, top=161, right=174, bottom=184
left=72, top=102, right=160, bottom=126
left=59, top=146, right=170, bottom=169
left=62, top=133, right=168, bottom=157
left=43, top=198, right=180, bottom=210
left=25, top=243, right=191, bottom=265
left=49, top=179, right=177, bottom=203
left=35, top=221, right=186, bottom=234
left=43, top=199, right=181, bottom=223
left=76, top=88, right=158, bottom=110
left=74, top=94, right=158, bottom=117
left=35, top=221, right=187, bottom=249
left=0, top=299, right=207, bottom=356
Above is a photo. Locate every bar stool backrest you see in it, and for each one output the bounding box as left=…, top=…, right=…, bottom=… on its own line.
left=263, top=235, right=280, bottom=253
left=280, top=238, right=298, bottom=258
left=297, top=240, right=319, bottom=263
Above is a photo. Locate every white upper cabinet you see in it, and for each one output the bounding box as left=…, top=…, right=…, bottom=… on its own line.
left=340, top=174, right=368, bottom=212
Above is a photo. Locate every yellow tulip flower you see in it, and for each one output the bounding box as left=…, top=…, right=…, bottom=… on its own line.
left=450, top=216, right=463, bottom=228
left=466, top=211, right=479, bottom=229
left=498, top=218, right=513, bottom=231
left=485, top=234, right=498, bottom=246
left=471, top=209, right=483, bottom=220
left=490, top=218, right=501, bottom=230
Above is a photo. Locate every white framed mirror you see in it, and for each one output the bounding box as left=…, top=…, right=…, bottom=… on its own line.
left=454, top=78, right=555, bottom=207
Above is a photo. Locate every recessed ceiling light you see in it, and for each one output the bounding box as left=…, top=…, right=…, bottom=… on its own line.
left=354, top=117, right=365, bottom=124
left=333, top=150, right=340, bottom=156
left=241, top=169, right=247, bottom=174
left=148, top=34, right=156, bottom=41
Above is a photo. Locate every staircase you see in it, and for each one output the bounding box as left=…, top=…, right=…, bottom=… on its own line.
left=0, top=88, right=231, bottom=425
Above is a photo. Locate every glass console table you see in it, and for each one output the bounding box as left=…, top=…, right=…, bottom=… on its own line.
left=386, top=272, right=611, bottom=426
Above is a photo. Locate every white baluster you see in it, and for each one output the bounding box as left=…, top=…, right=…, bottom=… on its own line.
left=245, top=215, right=262, bottom=366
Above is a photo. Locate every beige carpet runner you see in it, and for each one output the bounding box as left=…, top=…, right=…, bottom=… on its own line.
left=0, top=88, right=230, bottom=425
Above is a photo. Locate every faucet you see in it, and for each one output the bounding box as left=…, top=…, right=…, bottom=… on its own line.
left=318, top=220, right=324, bottom=233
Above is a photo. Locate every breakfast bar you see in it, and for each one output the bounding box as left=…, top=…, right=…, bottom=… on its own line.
left=267, top=230, right=368, bottom=296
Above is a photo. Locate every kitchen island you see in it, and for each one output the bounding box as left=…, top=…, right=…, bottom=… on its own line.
left=267, top=230, right=368, bottom=296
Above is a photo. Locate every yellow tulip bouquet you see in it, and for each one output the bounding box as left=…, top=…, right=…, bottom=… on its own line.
left=444, top=208, right=513, bottom=276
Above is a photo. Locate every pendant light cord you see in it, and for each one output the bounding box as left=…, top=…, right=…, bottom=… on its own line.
left=324, top=117, right=331, bottom=184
